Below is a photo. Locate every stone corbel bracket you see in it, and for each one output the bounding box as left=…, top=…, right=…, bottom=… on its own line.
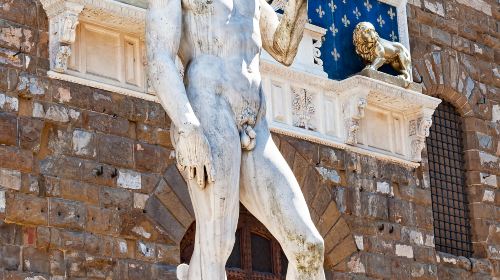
left=41, top=0, right=84, bottom=73
left=340, top=91, right=369, bottom=145
left=407, top=109, right=434, bottom=162
left=41, top=0, right=146, bottom=73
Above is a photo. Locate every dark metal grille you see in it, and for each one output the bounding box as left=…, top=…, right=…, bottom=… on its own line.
left=426, top=101, right=472, bottom=257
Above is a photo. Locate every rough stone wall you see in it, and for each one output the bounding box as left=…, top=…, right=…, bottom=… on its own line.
left=406, top=0, right=499, bottom=278
left=0, top=1, right=180, bottom=278
left=0, top=0, right=498, bottom=280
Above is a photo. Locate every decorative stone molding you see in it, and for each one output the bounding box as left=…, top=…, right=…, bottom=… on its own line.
left=39, top=0, right=436, bottom=166
left=41, top=0, right=84, bottom=72
left=261, top=60, right=441, bottom=166
left=341, top=93, right=368, bottom=145
left=41, top=0, right=327, bottom=99
left=292, top=87, right=316, bottom=131
left=408, top=109, right=434, bottom=162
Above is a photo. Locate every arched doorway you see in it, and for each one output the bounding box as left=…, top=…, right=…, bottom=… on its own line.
left=180, top=206, right=288, bottom=280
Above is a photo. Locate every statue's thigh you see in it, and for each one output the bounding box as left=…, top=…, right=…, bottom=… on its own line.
left=239, top=120, right=318, bottom=245
left=180, top=93, right=242, bottom=220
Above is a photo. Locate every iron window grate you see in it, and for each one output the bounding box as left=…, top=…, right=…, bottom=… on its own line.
left=426, top=101, right=473, bottom=257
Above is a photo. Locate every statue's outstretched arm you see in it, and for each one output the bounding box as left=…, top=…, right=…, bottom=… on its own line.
left=146, top=0, right=215, bottom=188
left=259, top=0, right=308, bottom=66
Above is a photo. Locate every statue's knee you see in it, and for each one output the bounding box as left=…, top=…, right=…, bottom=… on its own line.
left=221, top=233, right=236, bottom=256
left=308, top=236, right=325, bottom=259
left=293, top=235, right=325, bottom=269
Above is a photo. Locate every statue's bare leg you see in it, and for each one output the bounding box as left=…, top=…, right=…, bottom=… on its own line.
left=178, top=66, right=242, bottom=279
left=240, top=111, right=326, bottom=280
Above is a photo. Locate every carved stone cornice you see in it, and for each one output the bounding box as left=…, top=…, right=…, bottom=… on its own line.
left=261, top=59, right=441, bottom=164
left=41, top=0, right=146, bottom=35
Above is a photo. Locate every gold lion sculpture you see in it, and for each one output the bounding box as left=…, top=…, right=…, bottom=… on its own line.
left=353, top=22, right=412, bottom=82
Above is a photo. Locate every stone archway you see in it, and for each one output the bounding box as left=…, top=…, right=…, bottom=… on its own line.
left=412, top=50, right=485, bottom=118
left=143, top=134, right=357, bottom=269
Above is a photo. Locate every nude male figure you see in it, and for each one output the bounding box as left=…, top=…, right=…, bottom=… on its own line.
left=146, top=0, right=326, bottom=279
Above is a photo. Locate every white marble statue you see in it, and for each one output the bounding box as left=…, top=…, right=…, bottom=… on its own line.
left=146, top=0, right=326, bottom=279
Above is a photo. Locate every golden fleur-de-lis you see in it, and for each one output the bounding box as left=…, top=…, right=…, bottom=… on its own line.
left=331, top=48, right=340, bottom=61
left=353, top=7, right=361, bottom=19
left=316, top=5, right=325, bottom=18
left=328, top=0, right=337, bottom=12
left=342, top=14, right=350, bottom=27
left=330, top=23, right=338, bottom=36
left=388, top=8, right=396, bottom=20
left=364, top=0, right=372, bottom=12
left=377, top=14, right=385, bottom=27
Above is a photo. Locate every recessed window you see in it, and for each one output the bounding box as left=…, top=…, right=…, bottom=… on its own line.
left=180, top=206, right=287, bottom=279
left=426, top=101, right=472, bottom=257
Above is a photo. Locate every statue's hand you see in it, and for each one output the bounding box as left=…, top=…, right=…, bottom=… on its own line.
left=175, top=128, right=215, bottom=188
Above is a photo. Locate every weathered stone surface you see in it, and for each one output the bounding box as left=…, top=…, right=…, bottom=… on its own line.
left=0, top=0, right=497, bottom=278
left=154, top=179, right=194, bottom=228
left=5, top=193, right=47, bottom=225
left=0, top=113, right=17, bottom=146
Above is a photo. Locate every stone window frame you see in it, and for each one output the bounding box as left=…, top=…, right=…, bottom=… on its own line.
left=425, top=100, right=473, bottom=258
left=414, top=50, right=497, bottom=260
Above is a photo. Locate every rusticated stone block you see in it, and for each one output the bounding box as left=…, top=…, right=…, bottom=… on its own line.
left=152, top=264, right=177, bottom=279
left=136, top=240, right=156, bottom=261
left=50, top=228, right=85, bottom=251
left=0, top=113, right=17, bottom=146
left=80, top=160, right=117, bottom=188
left=324, top=218, right=351, bottom=254
left=366, top=253, right=391, bottom=279
left=113, top=238, right=135, bottom=259
left=121, top=209, right=174, bottom=244
left=22, top=247, right=49, bottom=274
left=154, top=179, right=194, bottom=228
left=135, top=142, right=172, bottom=173
left=0, top=168, right=21, bottom=190
left=163, top=165, right=193, bottom=215
left=84, top=233, right=114, bottom=257
left=154, top=127, right=173, bottom=148
left=0, top=146, right=33, bottom=172
left=0, top=221, right=21, bottom=245
left=128, top=261, right=152, bottom=280
left=0, top=244, right=21, bottom=270
left=72, top=129, right=96, bottom=158
left=86, top=206, right=120, bottom=236
left=97, top=134, right=134, bottom=168
left=389, top=198, right=416, bottom=226
left=86, top=111, right=130, bottom=138
left=39, top=156, right=82, bottom=181
left=157, top=244, right=180, bottom=264
left=19, top=118, right=44, bottom=153
left=59, top=179, right=99, bottom=205
left=65, top=251, right=86, bottom=277
left=100, top=187, right=132, bottom=211
left=317, top=201, right=341, bottom=236
left=85, top=256, right=115, bottom=278
left=144, top=196, right=185, bottom=244
left=325, top=236, right=357, bottom=268
left=360, top=192, right=388, bottom=220
left=132, top=99, right=167, bottom=126
left=49, top=198, right=86, bottom=230
left=5, top=193, right=47, bottom=225
left=49, top=249, right=65, bottom=276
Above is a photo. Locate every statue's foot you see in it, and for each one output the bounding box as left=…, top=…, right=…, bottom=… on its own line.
left=177, top=263, right=189, bottom=280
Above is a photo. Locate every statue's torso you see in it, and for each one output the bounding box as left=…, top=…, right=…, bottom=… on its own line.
left=180, top=0, right=264, bottom=129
